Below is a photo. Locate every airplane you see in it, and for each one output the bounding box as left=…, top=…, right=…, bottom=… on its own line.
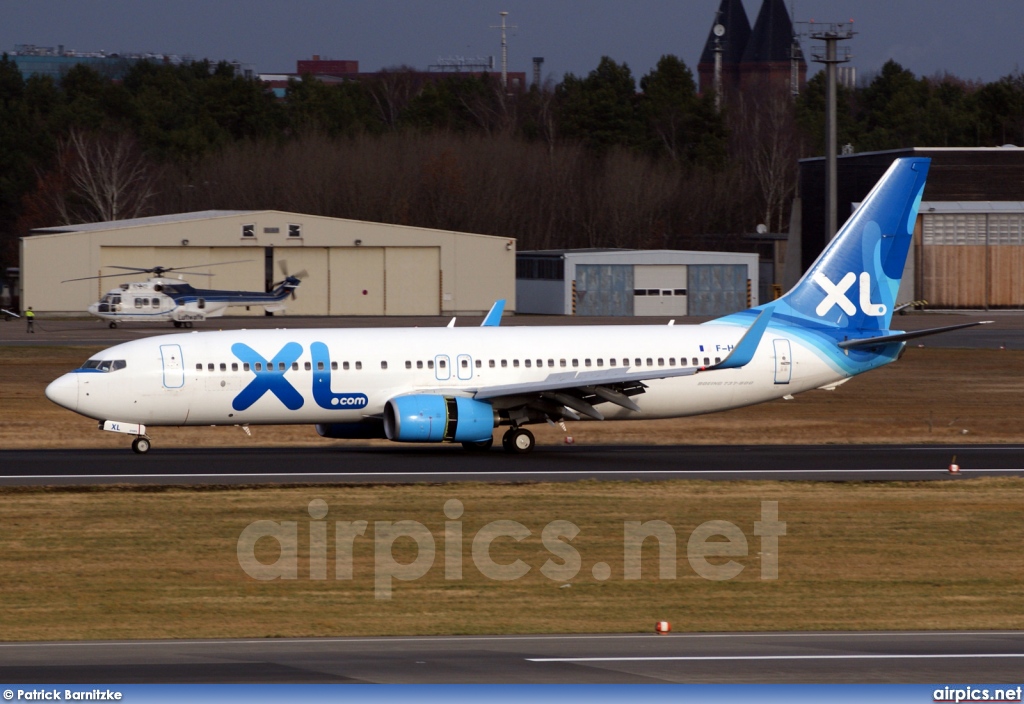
left=63, top=262, right=304, bottom=328
left=45, top=157, right=990, bottom=454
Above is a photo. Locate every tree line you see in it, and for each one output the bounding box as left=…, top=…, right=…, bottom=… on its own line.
left=2, top=52, right=1023, bottom=271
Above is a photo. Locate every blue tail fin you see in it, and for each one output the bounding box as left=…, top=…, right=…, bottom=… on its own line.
left=776, top=157, right=929, bottom=332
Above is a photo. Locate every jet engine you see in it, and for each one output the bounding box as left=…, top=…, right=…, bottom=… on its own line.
left=383, top=395, right=497, bottom=443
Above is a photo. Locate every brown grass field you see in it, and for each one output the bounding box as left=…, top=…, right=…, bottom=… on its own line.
left=2, top=478, right=1023, bottom=640
left=1, top=345, right=1023, bottom=641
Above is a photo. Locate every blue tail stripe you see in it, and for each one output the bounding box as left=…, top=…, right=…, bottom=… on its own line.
left=708, top=157, right=931, bottom=377
left=776, top=157, right=930, bottom=333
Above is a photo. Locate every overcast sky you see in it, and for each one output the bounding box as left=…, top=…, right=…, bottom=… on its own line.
left=3, top=1, right=1022, bottom=86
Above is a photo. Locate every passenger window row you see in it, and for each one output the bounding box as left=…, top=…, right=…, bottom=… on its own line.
left=192, top=354, right=723, bottom=374
left=194, top=360, right=364, bottom=372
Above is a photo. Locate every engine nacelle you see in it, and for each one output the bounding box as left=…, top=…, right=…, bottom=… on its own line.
left=384, top=395, right=496, bottom=443
left=316, top=421, right=386, bottom=439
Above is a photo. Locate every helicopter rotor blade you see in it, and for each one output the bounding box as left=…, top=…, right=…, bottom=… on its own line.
left=62, top=271, right=148, bottom=283
left=162, top=259, right=254, bottom=273
left=62, top=259, right=254, bottom=283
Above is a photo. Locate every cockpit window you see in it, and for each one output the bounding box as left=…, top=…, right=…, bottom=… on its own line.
left=79, top=359, right=126, bottom=372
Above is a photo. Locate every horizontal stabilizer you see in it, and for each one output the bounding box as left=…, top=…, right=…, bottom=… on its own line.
left=837, top=321, right=992, bottom=349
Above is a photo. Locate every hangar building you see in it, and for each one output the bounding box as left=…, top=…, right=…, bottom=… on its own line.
left=21, top=210, right=516, bottom=316
left=516, top=249, right=759, bottom=317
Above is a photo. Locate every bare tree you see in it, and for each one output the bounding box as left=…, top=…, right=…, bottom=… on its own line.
left=364, top=68, right=425, bottom=129
left=730, top=82, right=801, bottom=234
left=47, top=129, right=159, bottom=223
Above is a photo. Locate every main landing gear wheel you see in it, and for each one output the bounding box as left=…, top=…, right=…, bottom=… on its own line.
left=131, top=437, right=151, bottom=454
left=173, top=321, right=182, bottom=328
left=108, top=322, right=118, bottom=329
left=461, top=437, right=494, bottom=452
left=502, top=428, right=535, bottom=454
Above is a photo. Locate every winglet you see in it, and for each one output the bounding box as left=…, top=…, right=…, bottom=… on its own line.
left=480, top=299, right=506, bottom=327
left=706, top=306, right=773, bottom=371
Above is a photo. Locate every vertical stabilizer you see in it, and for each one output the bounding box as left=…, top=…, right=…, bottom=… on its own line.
left=776, top=157, right=929, bottom=332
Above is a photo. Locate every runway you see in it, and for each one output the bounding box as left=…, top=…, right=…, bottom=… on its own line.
left=2, top=444, right=1021, bottom=486
left=1, top=631, right=1023, bottom=683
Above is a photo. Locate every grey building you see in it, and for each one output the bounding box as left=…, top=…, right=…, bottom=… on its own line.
left=516, top=249, right=759, bottom=317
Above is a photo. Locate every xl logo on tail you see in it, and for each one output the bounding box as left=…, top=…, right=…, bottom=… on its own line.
left=813, top=272, right=886, bottom=318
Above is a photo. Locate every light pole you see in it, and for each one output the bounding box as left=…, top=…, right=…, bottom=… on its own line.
left=809, top=22, right=855, bottom=241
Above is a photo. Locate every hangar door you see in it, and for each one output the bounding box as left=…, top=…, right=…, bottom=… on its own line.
left=384, top=247, right=441, bottom=315
left=329, top=247, right=440, bottom=316
left=633, top=265, right=688, bottom=316
left=688, top=264, right=748, bottom=317
left=575, top=265, right=633, bottom=316
left=921, top=213, right=1024, bottom=308
left=272, top=248, right=329, bottom=316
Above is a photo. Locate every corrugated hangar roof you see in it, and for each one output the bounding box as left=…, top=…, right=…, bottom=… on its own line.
left=919, top=201, right=1024, bottom=214
left=32, top=211, right=256, bottom=234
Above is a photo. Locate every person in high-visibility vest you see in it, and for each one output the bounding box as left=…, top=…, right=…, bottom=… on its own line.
left=25, top=307, right=34, bottom=333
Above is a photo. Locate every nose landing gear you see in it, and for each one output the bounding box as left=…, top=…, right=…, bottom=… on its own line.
left=100, top=420, right=152, bottom=454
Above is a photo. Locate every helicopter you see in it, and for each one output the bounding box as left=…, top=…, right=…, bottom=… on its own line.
left=64, top=261, right=305, bottom=328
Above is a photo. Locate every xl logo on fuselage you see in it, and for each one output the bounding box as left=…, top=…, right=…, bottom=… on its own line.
left=813, top=271, right=886, bottom=318
left=230, top=342, right=369, bottom=412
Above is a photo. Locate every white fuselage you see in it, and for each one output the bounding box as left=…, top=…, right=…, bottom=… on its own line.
left=46, top=323, right=846, bottom=427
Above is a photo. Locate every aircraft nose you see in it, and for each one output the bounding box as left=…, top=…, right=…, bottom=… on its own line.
left=45, top=373, right=79, bottom=411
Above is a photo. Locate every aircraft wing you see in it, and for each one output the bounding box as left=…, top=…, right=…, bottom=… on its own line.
left=470, top=307, right=773, bottom=420
left=473, top=366, right=698, bottom=401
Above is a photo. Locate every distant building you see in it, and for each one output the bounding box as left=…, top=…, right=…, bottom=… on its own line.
left=296, top=57, right=359, bottom=75
left=261, top=56, right=528, bottom=98
left=697, top=0, right=806, bottom=99
left=21, top=211, right=515, bottom=316
left=516, top=249, right=758, bottom=317
left=5, top=44, right=256, bottom=81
